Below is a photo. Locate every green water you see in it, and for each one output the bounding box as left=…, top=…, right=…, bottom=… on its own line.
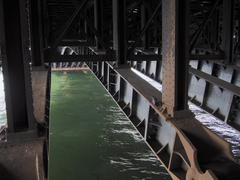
left=49, top=71, right=170, bottom=180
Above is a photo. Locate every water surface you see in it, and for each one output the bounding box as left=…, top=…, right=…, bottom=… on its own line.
left=0, top=70, right=6, bottom=128
left=49, top=71, right=170, bottom=180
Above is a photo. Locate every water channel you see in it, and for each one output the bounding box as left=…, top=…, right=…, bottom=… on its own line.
left=49, top=71, right=170, bottom=180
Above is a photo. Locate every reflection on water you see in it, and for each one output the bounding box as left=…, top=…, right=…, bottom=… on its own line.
left=189, top=103, right=240, bottom=160
left=131, top=68, right=240, bottom=161
left=49, top=71, right=170, bottom=180
left=0, top=70, right=6, bottom=128
left=0, top=69, right=7, bottom=143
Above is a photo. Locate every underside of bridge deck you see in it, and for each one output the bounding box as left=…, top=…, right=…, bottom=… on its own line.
left=0, top=0, right=240, bottom=179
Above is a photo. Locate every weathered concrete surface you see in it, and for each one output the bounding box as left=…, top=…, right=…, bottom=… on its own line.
left=32, top=66, right=49, bottom=124
left=0, top=138, right=45, bottom=180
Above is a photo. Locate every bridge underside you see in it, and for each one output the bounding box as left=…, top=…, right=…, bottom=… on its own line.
left=0, top=0, right=240, bottom=179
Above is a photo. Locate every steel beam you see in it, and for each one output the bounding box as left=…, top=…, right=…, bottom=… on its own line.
left=138, top=2, right=161, bottom=43
left=222, top=0, right=234, bottom=64
left=141, top=1, right=149, bottom=49
left=162, top=0, right=190, bottom=116
left=94, top=0, right=103, bottom=49
left=45, top=51, right=224, bottom=63
left=189, top=67, right=240, bottom=97
left=112, top=0, right=127, bottom=65
left=190, top=54, right=224, bottom=61
left=29, top=0, right=44, bottom=66
left=58, top=40, right=93, bottom=47
left=127, top=1, right=162, bottom=57
left=0, top=0, right=35, bottom=132
left=45, top=54, right=116, bottom=62
left=83, top=13, right=108, bottom=50
left=50, top=0, right=88, bottom=47
left=44, top=54, right=162, bottom=63
left=42, top=0, right=49, bottom=48
left=190, top=0, right=221, bottom=52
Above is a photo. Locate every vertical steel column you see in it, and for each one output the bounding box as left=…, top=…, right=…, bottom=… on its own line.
left=112, top=0, right=127, bottom=66
left=0, top=0, right=35, bottom=132
left=30, top=0, right=44, bottom=66
left=42, top=0, right=49, bottom=48
left=162, top=0, right=190, bottom=116
left=84, top=20, right=88, bottom=38
left=222, top=0, right=234, bottom=64
left=141, top=1, right=149, bottom=49
left=94, top=0, right=103, bottom=49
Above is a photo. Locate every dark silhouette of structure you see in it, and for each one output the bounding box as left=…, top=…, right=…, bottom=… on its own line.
left=0, top=0, right=240, bottom=179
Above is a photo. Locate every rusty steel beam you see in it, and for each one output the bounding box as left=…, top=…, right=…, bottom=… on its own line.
left=162, top=0, right=190, bottom=116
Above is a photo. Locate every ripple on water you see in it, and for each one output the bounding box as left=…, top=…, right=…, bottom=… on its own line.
left=49, top=72, right=172, bottom=180
left=99, top=102, right=169, bottom=179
